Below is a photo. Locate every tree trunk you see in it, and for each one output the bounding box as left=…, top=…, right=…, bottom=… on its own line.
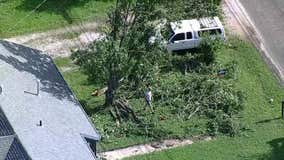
left=105, top=71, right=119, bottom=106
left=105, top=87, right=114, bottom=107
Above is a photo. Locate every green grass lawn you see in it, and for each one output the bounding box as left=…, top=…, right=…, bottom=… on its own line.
left=0, top=0, right=114, bottom=38
left=125, top=39, right=284, bottom=160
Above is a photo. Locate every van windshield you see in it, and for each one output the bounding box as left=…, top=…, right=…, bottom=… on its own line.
left=161, top=24, right=174, bottom=41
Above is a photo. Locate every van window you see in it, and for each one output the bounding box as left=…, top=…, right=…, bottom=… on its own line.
left=171, top=33, right=185, bottom=42
left=210, top=29, right=222, bottom=35
left=198, top=29, right=222, bottom=37
left=186, top=32, right=193, bottom=39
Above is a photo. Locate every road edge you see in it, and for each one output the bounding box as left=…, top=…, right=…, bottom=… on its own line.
left=224, top=0, right=284, bottom=85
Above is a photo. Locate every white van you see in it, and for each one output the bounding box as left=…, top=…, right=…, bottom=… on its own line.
left=166, top=17, right=225, bottom=52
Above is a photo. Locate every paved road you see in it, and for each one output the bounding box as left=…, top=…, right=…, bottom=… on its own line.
left=240, top=0, right=284, bottom=77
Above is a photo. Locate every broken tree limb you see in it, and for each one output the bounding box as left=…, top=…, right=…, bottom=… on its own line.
left=91, top=78, right=124, bottom=97
left=92, top=87, right=108, bottom=96
left=188, top=106, right=201, bottom=120
left=109, top=98, right=140, bottom=123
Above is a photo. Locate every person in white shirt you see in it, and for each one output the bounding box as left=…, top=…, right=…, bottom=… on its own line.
left=145, top=85, right=154, bottom=112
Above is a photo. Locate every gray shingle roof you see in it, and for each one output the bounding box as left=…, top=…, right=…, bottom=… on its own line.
left=5, top=136, right=31, bottom=160
left=0, top=108, right=14, bottom=136
left=0, top=40, right=100, bottom=160
left=0, top=107, right=30, bottom=160
left=0, top=136, right=14, bottom=160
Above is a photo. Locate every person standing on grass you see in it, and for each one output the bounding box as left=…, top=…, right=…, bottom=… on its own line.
left=145, top=84, right=154, bottom=112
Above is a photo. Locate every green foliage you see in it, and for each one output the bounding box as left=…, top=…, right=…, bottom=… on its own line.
left=154, top=39, right=243, bottom=137
left=72, top=0, right=169, bottom=113
left=207, top=110, right=242, bottom=136
left=155, top=62, right=243, bottom=136
left=199, top=38, right=217, bottom=65
left=72, top=0, right=165, bottom=84
left=163, top=0, right=222, bottom=21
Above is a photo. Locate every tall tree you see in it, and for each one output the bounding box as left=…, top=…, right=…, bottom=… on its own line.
left=72, top=0, right=166, bottom=123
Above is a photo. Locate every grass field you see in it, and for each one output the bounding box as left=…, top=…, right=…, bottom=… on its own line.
left=0, top=0, right=113, bottom=38
left=125, top=39, right=284, bottom=160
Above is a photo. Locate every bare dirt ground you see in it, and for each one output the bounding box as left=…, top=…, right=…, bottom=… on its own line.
left=5, top=22, right=103, bottom=57
left=222, top=1, right=246, bottom=38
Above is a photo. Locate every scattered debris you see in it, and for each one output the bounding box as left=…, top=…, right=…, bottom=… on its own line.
left=92, top=87, right=108, bottom=97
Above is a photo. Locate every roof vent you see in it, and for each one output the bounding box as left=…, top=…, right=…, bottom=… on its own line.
left=37, top=120, right=43, bottom=127
left=24, top=79, right=40, bottom=96
left=0, top=85, right=2, bottom=95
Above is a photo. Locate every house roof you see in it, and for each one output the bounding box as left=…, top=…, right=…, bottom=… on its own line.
left=0, top=40, right=100, bottom=160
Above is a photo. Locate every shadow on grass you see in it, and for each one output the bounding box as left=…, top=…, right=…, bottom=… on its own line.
left=256, top=117, right=282, bottom=124
left=16, top=0, right=111, bottom=24
left=79, top=99, right=107, bottom=116
left=266, top=138, right=284, bottom=160
left=163, top=48, right=214, bottom=75
left=255, top=138, right=284, bottom=160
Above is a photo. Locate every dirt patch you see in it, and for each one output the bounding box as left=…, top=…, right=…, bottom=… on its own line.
left=60, top=66, right=79, bottom=73
left=222, top=1, right=246, bottom=38
left=5, top=22, right=103, bottom=58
